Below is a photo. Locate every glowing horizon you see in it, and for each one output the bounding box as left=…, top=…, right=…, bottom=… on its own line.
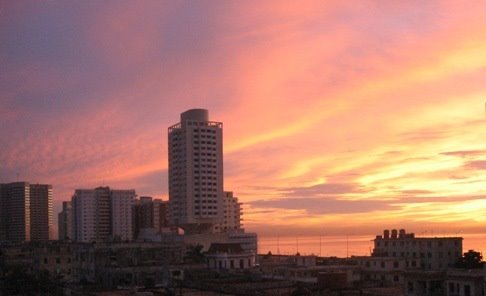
left=1, top=1, right=485, bottom=237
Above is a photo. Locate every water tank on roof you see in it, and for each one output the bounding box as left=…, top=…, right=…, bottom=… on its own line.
left=384, top=229, right=390, bottom=239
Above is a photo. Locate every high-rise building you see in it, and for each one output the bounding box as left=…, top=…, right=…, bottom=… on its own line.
left=133, top=196, right=154, bottom=239
left=111, top=189, right=134, bottom=241
left=30, top=184, right=53, bottom=241
left=132, top=197, right=169, bottom=239
left=0, top=182, right=53, bottom=243
left=221, top=191, right=242, bottom=232
left=0, top=182, right=31, bottom=243
left=168, top=109, right=224, bottom=233
left=72, top=189, right=96, bottom=242
left=58, top=201, right=73, bottom=241
left=72, top=187, right=135, bottom=242
left=153, top=198, right=169, bottom=232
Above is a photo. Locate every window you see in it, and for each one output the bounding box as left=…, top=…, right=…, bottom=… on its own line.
left=465, top=285, right=471, bottom=296
left=408, top=282, right=414, bottom=293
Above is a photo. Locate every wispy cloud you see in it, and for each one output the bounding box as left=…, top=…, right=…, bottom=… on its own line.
left=1, top=1, right=486, bottom=235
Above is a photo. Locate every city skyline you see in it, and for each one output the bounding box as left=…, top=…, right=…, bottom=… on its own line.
left=1, top=1, right=486, bottom=237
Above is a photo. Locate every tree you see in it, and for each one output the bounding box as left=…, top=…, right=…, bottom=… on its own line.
left=454, top=249, right=484, bottom=269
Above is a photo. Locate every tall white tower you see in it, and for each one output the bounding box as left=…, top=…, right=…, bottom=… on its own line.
left=168, top=109, right=224, bottom=233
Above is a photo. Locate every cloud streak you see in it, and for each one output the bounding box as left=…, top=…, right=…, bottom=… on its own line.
left=1, top=1, right=486, bottom=236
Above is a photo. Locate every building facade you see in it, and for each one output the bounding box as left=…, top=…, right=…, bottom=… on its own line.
left=133, top=197, right=170, bottom=239
left=0, top=182, right=53, bottom=243
left=72, top=189, right=96, bottom=242
left=0, top=182, right=30, bottom=242
left=72, top=187, right=136, bottom=242
left=153, top=198, right=169, bottom=232
left=206, top=243, right=255, bottom=270
left=221, top=191, right=242, bottom=232
left=30, top=184, right=53, bottom=241
left=373, top=229, right=463, bottom=270
left=168, top=109, right=224, bottom=233
left=58, top=201, right=73, bottom=241
left=111, top=189, right=134, bottom=241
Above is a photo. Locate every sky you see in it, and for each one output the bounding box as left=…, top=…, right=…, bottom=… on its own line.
left=1, top=1, right=485, bottom=238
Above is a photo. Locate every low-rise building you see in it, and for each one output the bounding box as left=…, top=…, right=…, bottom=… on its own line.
left=373, top=229, right=462, bottom=270
left=356, top=256, right=408, bottom=286
left=206, top=243, right=255, bottom=270
left=404, top=269, right=486, bottom=296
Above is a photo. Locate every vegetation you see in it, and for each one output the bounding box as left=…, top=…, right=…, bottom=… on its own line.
left=454, top=249, right=484, bottom=269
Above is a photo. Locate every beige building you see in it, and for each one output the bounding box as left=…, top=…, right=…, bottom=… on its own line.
left=221, top=191, right=242, bottom=232
left=168, top=109, right=224, bottom=233
left=357, top=256, right=409, bottom=286
left=373, top=229, right=462, bottom=270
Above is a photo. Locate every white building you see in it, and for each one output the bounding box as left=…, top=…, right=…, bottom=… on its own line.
left=72, top=187, right=135, bottom=242
left=206, top=243, right=255, bottom=270
left=72, top=189, right=96, bottom=242
left=168, top=109, right=224, bottom=233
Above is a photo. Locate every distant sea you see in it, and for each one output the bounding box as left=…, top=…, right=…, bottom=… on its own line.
left=258, top=234, right=486, bottom=257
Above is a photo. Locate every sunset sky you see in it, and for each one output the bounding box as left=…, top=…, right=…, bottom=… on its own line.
left=1, top=1, right=485, bottom=237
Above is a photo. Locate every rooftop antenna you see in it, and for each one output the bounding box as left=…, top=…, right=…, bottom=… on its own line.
left=296, top=236, right=299, bottom=254
left=16, top=172, right=19, bottom=182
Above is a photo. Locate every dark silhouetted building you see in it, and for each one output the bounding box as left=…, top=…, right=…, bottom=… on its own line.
left=0, top=182, right=53, bottom=242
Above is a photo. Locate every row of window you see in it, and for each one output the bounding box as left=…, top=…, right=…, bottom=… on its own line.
left=379, top=250, right=460, bottom=258
left=194, top=188, right=218, bottom=192
left=194, top=152, right=217, bottom=157
left=192, top=128, right=217, bottom=133
left=194, top=198, right=217, bottom=203
left=377, top=240, right=459, bottom=247
left=193, top=146, right=217, bottom=151
left=195, top=182, right=217, bottom=186
left=195, top=206, right=218, bottom=209
left=193, top=134, right=217, bottom=139
left=194, top=158, right=217, bottom=163
left=194, top=164, right=217, bottom=168
left=195, top=211, right=217, bottom=215
left=193, top=140, right=216, bottom=145
left=195, top=178, right=217, bottom=182
left=194, top=171, right=217, bottom=176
